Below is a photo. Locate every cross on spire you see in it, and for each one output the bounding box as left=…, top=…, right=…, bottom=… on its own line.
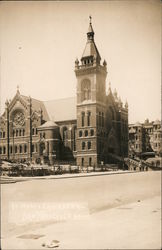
left=17, top=85, right=20, bottom=94
left=87, top=15, right=94, bottom=39
left=89, top=15, right=92, bottom=24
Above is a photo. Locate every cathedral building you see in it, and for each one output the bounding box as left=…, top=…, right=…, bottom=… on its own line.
left=0, top=19, right=128, bottom=167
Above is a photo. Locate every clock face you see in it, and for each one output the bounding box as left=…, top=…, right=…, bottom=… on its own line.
left=13, top=112, right=25, bottom=126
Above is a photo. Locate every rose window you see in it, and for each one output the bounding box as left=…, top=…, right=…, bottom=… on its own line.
left=13, top=112, right=25, bottom=126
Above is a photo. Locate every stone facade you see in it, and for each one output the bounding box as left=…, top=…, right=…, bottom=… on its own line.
left=0, top=20, right=128, bottom=166
left=129, top=119, right=162, bottom=158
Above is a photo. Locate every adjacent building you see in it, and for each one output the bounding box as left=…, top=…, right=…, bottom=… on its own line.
left=0, top=19, right=128, bottom=167
left=129, top=119, right=162, bottom=158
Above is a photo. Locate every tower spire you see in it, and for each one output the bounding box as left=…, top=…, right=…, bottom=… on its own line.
left=80, top=17, right=101, bottom=65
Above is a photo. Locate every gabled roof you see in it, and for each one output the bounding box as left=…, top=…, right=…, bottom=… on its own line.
left=22, top=95, right=77, bottom=122
left=129, top=127, right=136, bottom=133
left=1, top=90, right=76, bottom=123
left=21, top=95, right=50, bottom=121
left=43, top=97, right=76, bottom=122
left=38, top=120, right=58, bottom=129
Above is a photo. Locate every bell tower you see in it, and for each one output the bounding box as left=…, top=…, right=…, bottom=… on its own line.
left=75, top=17, right=107, bottom=168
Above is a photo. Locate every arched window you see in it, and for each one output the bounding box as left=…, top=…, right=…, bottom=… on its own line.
left=87, top=111, right=91, bottom=126
left=88, top=141, right=91, bottom=150
left=81, top=79, right=91, bottom=101
left=19, top=130, right=21, bottom=136
left=0, top=147, right=2, bottom=154
left=22, top=129, right=25, bottom=136
left=3, top=131, right=5, bottom=138
left=3, top=147, right=6, bottom=154
left=0, top=132, right=2, bottom=138
left=19, top=145, right=22, bottom=153
left=82, top=112, right=85, bottom=127
left=16, top=130, right=18, bottom=137
left=32, top=128, right=35, bottom=135
left=24, top=145, right=27, bottom=153
left=36, top=128, right=38, bottom=134
left=82, top=142, right=85, bottom=150
left=32, top=144, right=34, bottom=152
left=81, top=158, right=84, bottom=166
left=85, top=130, right=88, bottom=137
left=62, top=127, right=68, bottom=143
left=79, top=131, right=82, bottom=137
left=15, top=146, right=17, bottom=153
left=99, top=112, right=101, bottom=127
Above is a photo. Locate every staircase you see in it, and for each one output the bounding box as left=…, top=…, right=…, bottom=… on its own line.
left=125, top=158, right=161, bottom=171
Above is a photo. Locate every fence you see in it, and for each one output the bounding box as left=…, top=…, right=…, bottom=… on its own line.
left=0, top=162, right=121, bottom=177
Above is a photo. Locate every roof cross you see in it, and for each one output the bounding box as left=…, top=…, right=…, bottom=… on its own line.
left=17, top=85, right=20, bottom=94
left=89, top=15, right=92, bottom=24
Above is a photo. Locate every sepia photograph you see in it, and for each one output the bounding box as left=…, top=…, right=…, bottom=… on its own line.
left=0, top=0, right=161, bottom=249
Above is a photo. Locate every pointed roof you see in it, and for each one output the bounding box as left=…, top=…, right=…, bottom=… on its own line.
left=88, top=22, right=94, bottom=33
left=81, top=17, right=101, bottom=63
left=20, top=95, right=50, bottom=121
left=38, top=120, right=58, bottom=129
left=82, top=41, right=101, bottom=61
left=129, top=127, right=136, bottom=133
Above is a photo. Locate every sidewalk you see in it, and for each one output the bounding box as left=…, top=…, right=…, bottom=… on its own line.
left=0, top=170, right=136, bottom=184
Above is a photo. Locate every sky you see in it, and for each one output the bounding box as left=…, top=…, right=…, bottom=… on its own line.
left=0, top=0, right=161, bottom=123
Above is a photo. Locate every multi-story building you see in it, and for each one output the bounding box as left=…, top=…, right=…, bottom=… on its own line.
left=0, top=19, right=128, bottom=167
left=129, top=119, right=161, bottom=158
